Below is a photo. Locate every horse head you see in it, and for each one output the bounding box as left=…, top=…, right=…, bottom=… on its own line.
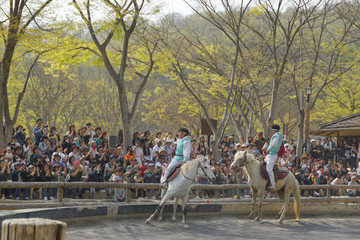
left=231, top=150, right=249, bottom=169
left=197, top=155, right=216, bottom=182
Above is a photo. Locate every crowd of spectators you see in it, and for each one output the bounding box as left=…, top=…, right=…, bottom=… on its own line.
left=1, top=119, right=360, bottom=201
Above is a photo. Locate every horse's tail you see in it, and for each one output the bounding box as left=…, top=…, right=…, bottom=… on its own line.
left=293, top=180, right=300, bottom=221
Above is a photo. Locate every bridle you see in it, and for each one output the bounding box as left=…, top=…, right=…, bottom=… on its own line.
left=181, top=161, right=212, bottom=181
left=198, top=162, right=213, bottom=181
left=237, top=151, right=248, bottom=167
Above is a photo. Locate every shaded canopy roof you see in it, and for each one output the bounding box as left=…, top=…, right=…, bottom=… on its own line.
left=310, top=112, right=360, bottom=137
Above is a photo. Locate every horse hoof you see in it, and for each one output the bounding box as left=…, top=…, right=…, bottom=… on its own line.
left=255, top=217, right=261, bottom=221
left=248, top=214, right=254, bottom=219
left=171, top=218, right=176, bottom=222
left=278, top=219, right=283, bottom=224
left=183, top=224, right=189, bottom=229
left=145, top=219, right=151, bottom=225
left=157, top=217, right=163, bottom=222
left=296, top=219, right=300, bottom=222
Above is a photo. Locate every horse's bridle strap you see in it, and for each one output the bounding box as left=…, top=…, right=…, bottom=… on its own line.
left=181, top=162, right=211, bottom=182
left=181, top=169, right=194, bottom=181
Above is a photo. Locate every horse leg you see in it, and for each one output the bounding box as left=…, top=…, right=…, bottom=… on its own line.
left=255, top=189, right=264, bottom=221
left=279, top=191, right=291, bottom=224
left=146, top=193, right=170, bottom=224
left=276, top=189, right=285, bottom=217
left=248, top=189, right=256, bottom=219
left=171, top=197, right=179, bottom=222
left=181, top=195, right=189, bottom=228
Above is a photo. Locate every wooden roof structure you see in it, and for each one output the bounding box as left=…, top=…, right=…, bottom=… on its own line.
left=310, top=112, right=360, bottom=137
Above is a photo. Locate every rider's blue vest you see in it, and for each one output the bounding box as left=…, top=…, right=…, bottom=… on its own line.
left=269, top=132, right=283, bottom=155
left=174, top=137, right=190, bottom=162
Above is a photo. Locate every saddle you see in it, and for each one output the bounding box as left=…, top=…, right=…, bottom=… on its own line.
left=162, top=165, right=181, bottom=182
left=260, top=162, right=289, bottom=182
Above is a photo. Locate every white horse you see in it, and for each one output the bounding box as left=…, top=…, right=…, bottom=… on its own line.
left=230, top=151, right=300, bottom=223
left=145, top=156, right=215, bottom=228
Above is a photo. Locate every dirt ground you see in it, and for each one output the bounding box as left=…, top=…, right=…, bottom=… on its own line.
left=65, top=214, right=360, bottom=240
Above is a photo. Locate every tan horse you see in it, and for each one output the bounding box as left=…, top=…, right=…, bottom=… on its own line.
left=230, top=151, right=300, bottom=223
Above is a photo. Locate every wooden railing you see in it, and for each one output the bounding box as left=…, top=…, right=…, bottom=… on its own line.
left=0, top=182, right=358, bottom=203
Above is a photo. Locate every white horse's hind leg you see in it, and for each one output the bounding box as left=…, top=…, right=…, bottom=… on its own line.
left=146, top=193, right=171, bottom=224
left=248, top=189, right=256, bottom=219
left=279, top=191, right=290, bottom=224
left=255, top=189, right=264, bottom=221
left=181, top=195, right=189, bottom=228
left=276, top=190, right=285, bottom=217
left=172, top=197, right=179, bottom=222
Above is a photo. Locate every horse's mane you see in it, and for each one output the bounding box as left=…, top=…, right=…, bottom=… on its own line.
left=181, top=156, right=202, bottom=173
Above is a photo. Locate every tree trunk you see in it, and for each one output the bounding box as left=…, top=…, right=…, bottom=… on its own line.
left=304, top=101, right=311, bottom=142
left=211, top=137, right=221, bottom=161
left=232, top=115, right=245, bottom=141
left=118, top=86, right=132, bottom=149
left=267, top=80, right=279, bottom=137
left=297, top=109, right=305, bottom=158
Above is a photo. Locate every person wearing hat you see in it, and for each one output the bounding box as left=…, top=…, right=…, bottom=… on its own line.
left=156, top=154, right=166, bottom=170
left=161, top=128, right=191, bottom=188
left=221, top=136, right=230, bottom=148
left=152, top=140, right=163, bottom=158
left=13, top=162, right=29, bottom=200
left=164, top=139, right=173, bottom=160
left=144, top=162, right=160, bottom=199
left=114, top=177, right=126, bottom=202
left=265, top=124, right=283, bottom=190
left=4, top=147, right=14, bottom=162
left=39, top=136, right=50, bottom=156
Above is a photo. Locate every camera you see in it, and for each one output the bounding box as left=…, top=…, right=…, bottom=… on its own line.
left=44, top=125, right=48, bottom=128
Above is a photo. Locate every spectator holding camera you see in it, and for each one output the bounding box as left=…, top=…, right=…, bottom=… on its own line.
left=0, top=161, right=11, bottom=199
left=33, top=119, right=46, bottom=145
left=23, top=138, right=34, bottom=164
left=88, top=164, right=102, bottom=198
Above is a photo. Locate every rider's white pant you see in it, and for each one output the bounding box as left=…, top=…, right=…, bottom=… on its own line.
left=265, top=154, right=277, bottom=187
left=162, top=158, right=181, bottom=183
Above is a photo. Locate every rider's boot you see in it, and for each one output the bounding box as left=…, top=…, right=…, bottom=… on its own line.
left=160, top=180, right=168, bottom=189
left=268, top=181, right=275, bottom=191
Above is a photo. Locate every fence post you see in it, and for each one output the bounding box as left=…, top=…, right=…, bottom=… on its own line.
left=237, top=185, right=241, bottom=199
left=126, top=176, right=130, bottom=203
left=57, top=185, right=63, bottom=203
left=326, top=180, right=331, bottom=202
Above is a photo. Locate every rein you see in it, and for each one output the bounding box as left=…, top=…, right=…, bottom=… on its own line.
left=238, top=152, right=248, bottom=167
left=199, top=162, right=212, bottom=181
left=180, top=161, right=211, bottom=181
left=181, top=168, right=194, bottom=181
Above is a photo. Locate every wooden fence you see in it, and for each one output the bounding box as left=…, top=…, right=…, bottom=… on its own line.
left=0, top=182, right=359, bottom=203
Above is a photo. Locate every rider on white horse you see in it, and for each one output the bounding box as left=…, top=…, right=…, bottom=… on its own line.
left=161, top=128, right=191, bottom=188
left=265, top=124, right=283, bottom=190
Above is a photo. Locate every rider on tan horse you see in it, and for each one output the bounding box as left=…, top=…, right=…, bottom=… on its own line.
left=161, top=128, right=191, bottom=188
left=265, top=124, right=283, bottom=190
